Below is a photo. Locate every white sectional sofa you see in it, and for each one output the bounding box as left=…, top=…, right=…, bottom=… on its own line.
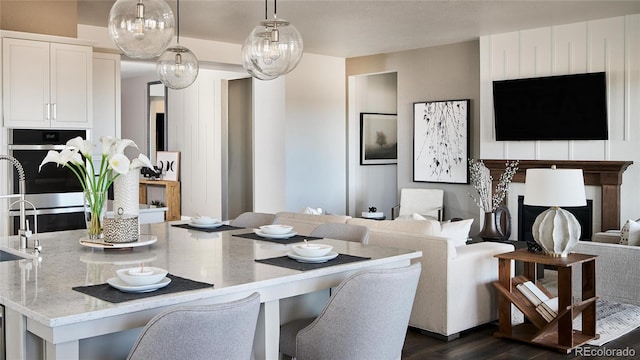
left=273, top=212, right=352, bottom=235
left=347, top=218, right=514, bottom=339
left=272, top=211, right=515, bottom=339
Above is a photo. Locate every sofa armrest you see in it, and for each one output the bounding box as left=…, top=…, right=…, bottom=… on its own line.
left=397, top=235, right=513, bottom=335
left=573, top=241, right=640, bottom=306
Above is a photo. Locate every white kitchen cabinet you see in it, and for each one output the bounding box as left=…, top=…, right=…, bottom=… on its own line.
left=2, top=37, right=92, bottom=128
left=90, top=52, right=121, bottom=142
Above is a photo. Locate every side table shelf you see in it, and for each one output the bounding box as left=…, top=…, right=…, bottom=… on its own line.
left=139, top=179, right=181, bottom=221
left=493, top=249, right=598, bottom=353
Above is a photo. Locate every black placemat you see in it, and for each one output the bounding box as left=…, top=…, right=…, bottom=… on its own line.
left=255, top=254, right=371, bottom=271
left=172, top=223, right=244, bottom=233
left=233, top=232, right=321, bottom=245
left=72, top=274, right=214, bottom=303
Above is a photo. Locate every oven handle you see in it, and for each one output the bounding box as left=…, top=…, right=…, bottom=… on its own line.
left=9, top=206, right=85, bottom=216
left=8, top=144, right=67, bottom=151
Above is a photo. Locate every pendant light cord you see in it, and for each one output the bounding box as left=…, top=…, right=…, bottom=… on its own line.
left=176, top=0, right=180, bottom=44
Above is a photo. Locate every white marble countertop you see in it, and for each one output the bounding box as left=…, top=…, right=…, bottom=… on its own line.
left=0, top=223, right=420, bottom=329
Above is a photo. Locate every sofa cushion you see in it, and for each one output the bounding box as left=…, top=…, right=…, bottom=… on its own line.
left=347, top=218, right=441, bottom=237
left=592, top=230, right=622, bottom=244
left=395, top=213, right=441, bottom=221
left=620, top=219, right=640, bottom=246
left=441, top=218, right=474, bottom=247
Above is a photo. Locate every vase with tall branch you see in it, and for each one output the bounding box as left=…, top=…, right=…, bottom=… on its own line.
left=469, top=159, right=519, bottom=240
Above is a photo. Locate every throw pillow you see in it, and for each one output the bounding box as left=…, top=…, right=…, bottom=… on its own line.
left=395, top=213, right=430, bottom=221
left=440, top=218, right=474, bottom=247
left=620, top=219, right=640, bottom=246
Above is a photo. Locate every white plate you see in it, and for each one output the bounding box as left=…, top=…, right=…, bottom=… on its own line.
left=107, top=276, right=171, bottom=293
left=80, top=235, right=158, bottom=249
left=286, top=251, right=339, bottom=263
left=254, top=230, right=298, bottom=239
left=189, top=222, right=224, bottom=229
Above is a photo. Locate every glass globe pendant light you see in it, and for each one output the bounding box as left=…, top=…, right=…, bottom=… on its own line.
left=242, top=0, right=303, bottom=80
left=108, top=0, right=175, bottom=59
left=156, top=0, right=199, bottom=89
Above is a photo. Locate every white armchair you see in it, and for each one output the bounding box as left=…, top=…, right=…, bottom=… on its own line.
left=391, top=188, right=444, bottom=221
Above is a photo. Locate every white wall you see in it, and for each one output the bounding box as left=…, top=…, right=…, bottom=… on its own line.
left=168, top=71, right=226, bottom=218
left=346, top=41, right=482, bottom=231
left=253, top=77, right=287, bottom=213
left=480, top=14, right=640, bottom=236
left=348, top=72, right=398, bottom=218
left=284, top=54, right=347, bottom=214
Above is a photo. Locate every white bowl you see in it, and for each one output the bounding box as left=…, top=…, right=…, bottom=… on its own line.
left=191, top=216, right=220, bottom=225
left=291, top=243, right=333, bottom=258
left=259, top=224, right=294, bottom=235
left=116, top=267, right=168, bottom=286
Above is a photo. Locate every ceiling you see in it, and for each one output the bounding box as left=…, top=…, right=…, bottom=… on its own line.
left=79, top=0, right=640, bottom=59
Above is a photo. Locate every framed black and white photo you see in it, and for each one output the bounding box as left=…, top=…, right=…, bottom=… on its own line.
left=156, top=151, right=180, bottom=181
left=413, top=99, right=469, bottom=184
left=360, top=113, right=398, bottom=165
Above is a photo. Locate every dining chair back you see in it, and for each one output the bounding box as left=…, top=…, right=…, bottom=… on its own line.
left=230, top=212, right=276, bottom=228
left=127, top=292, right=260, bottom=360
left=309, top=223, right=369, bottom=244
left=279, top=263, right=421, bottom=360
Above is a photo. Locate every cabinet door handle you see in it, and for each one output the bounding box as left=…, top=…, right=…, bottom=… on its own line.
left=45, top=103, right=50, bottom=120
left=52, top=103, right=57, bottom=120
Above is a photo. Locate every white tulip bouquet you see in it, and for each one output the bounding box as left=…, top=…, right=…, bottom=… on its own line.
left=39, top=136, right=153, bottom=238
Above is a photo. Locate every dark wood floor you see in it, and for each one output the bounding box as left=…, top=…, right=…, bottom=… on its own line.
left=402, top=323, right=640, bottom=359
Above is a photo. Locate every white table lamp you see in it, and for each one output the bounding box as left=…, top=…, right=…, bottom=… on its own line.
left=523, top=166, right=586, bottom=257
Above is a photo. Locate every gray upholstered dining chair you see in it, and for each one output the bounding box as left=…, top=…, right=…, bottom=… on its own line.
left=127, top=292, right=260, bottom=360
left=230, top=212, right=276, bottom=228
left=279, top=263, right=421, bottom=360
left=309, top=223, right=370, bottom=244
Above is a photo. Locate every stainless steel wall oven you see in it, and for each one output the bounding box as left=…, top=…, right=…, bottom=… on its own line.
left=8, top=129, right=88, bottom=233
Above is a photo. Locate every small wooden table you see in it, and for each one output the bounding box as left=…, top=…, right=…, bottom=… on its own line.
left=493, top=249, right=598, bottom=353
left=139, top=179, right=181, bottom=220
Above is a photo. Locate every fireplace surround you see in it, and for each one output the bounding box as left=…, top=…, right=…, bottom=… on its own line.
left=482, top=160, right=632, bottom=232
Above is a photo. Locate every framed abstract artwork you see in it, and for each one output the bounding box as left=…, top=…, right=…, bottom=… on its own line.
left=360, top=113, right=398, bottom=165
left=156, top=151, right=180, bottom=181
left=413, top=99, right=469, bottom=184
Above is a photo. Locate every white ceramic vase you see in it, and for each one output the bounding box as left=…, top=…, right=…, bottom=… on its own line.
left=114, top=168, right=140, bottom=216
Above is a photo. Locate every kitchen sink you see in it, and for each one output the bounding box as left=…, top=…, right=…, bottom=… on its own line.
left=0, top=250, right=26, bottom=262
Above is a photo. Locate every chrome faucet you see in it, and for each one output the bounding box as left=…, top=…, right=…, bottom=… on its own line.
left=10, top=199, right=40, bottom=254
left=0, top=154, right=28, bottom=248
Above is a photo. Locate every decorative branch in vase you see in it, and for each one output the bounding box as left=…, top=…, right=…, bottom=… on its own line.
left=39, top=136, right=154, bottom=239
left=468, top=159, right=519, bottom=241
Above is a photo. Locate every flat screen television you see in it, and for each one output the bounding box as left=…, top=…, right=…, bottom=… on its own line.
left=493, top=72, right=608, bottom=141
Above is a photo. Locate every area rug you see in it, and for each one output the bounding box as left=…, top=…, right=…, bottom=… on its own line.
left=534, top=270, right=640, bottom=346
left=573, top=299, right=640, bottom=346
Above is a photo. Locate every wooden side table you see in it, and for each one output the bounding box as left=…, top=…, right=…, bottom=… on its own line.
left=139, top=179, right=181, bottom=221
left=493, top=248, right=598, bottom=353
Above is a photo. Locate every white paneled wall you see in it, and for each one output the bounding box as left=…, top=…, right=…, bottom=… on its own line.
left=168, top=71, right=224, bottom=219
left=480, top=15, right=640, bottom=237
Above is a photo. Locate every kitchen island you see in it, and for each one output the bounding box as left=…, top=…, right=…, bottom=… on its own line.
left=0, top=223, right=420, bottom=360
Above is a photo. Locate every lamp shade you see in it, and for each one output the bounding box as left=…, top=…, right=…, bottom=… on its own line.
left=108, top=0, right=175, bottom=59
left=523, top=168, right=586, bottom=207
